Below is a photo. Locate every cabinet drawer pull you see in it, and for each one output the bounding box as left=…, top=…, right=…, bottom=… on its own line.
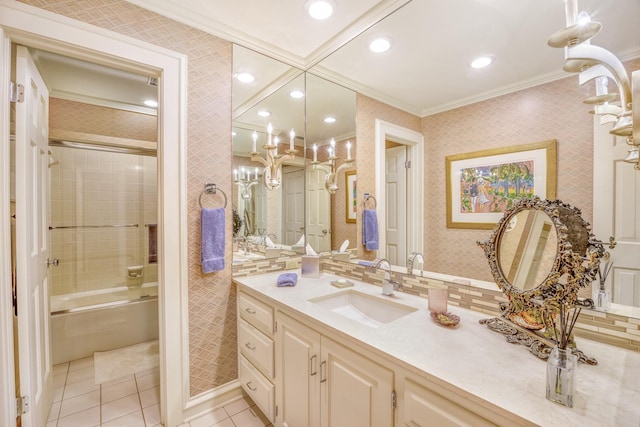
left=246, top=381, right=257, bottom=392
left=245, top=342, right=256, bottom=350
left=310, top=355, right=317, bottom=376
left=244, top=307, right=256, bottom=315
left=320, top=360, right=327, bottom=383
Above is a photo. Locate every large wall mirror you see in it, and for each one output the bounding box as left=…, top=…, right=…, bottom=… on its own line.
left=232, top=45, right=305, bottom=263
left=232, top=45, right=357, bottom=264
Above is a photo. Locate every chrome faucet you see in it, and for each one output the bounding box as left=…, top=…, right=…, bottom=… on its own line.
left=236, top=236, right=249, bottom=253
left=407, top=252, right=424, bottom=276
left=370, top=258, right=402, bottom=296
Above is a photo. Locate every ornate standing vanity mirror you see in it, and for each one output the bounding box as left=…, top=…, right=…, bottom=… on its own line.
left=478, top=197, right=606, bottom=364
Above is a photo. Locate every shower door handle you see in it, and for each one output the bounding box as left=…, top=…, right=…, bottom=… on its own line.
left=47, top=258, right=59, bottom=267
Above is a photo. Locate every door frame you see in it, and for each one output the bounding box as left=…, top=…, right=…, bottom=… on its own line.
left=374, top=119, right=424, bottom=261
left=0, top=2, right=187, bottom=426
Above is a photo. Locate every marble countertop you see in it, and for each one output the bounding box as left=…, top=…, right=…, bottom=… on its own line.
left=234, top=271, right=640, bottom=427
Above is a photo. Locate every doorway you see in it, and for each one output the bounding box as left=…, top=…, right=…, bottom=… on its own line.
left=0, top=4, right=186, bottom=426
left=374, top=120, right=424, bottom=263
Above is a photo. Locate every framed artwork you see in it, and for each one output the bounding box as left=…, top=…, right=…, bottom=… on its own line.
left=446, top=139, right=557, bottom=229
left=345, top=170, right=357, bottom=223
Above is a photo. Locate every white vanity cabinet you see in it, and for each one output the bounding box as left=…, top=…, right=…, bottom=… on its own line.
left=396, top=369, right=499, bottom=427
left=237, top=291, right=275, bottom=422
left=275, top=312, right=394, bottom=427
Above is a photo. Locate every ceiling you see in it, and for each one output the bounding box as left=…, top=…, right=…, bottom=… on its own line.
left=31, top=0, right=640, bottom=125
left=124, top=0, right=640, bottom=116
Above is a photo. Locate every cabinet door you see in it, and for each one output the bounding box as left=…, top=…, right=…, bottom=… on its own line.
left=320, top=337, right=394, bottom=427
left=276, top=313, right=321, bottom=427
left=400, top=377, right=497, bottom=427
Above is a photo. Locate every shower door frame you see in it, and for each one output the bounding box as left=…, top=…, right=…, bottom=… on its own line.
left=0, top=2, right=187, bottom=426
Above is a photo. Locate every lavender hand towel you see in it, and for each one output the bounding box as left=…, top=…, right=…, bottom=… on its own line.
left=201, top=207, right=225, bottom=273
left=277, top=273, right=298, bottom=287
left=362, top=208, right=379, bottom=251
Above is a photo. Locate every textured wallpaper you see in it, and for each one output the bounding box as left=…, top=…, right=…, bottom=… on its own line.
left=21, top=0, right=235, bottom=396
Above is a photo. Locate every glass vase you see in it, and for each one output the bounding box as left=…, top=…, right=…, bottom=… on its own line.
left=546, top=346, right=578, bottom=407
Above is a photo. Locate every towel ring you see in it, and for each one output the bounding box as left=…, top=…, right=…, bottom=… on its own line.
left=199, top=182, right=227, bottom=209
left=363, top=193, right=377, bottom=209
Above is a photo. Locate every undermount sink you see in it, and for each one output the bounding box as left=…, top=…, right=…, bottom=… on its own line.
left=309, top=290, right=418, bottom=327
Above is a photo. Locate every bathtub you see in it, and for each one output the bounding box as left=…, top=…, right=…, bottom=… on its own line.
left=50, top=282, right=159, bottom=364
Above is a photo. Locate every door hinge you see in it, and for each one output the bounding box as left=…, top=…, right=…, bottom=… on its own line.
left=391, top=390, right=397, bottom=410
left=16, top=395, right=29, bottom=415
left=10, top=82, right=24, bottom=103
left=405, top=160, right=411, bottom=169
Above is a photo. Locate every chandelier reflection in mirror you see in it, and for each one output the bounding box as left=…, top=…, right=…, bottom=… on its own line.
left=548, top=0, right=638, bottom=169
left=233, top=166, right=259, bottom=200
left=250, top=124, right=297, bottom=190
left=311, top=138, right=355, bottom=193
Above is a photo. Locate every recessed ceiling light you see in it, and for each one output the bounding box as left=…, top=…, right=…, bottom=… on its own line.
left=290, top=90, right=305, bottom=99
left=369, top=36, right=393, bottom=53
left=470, top=55, right=494, bottom=69
left=143, top=99, right=158, bottom=107
left=323, top=116, right=337, bottom=124
left=305, top=0, right=336, bottom=20
left=236, top=72, right=255, bottom=83
left=258, top=110, right=271, bottom=117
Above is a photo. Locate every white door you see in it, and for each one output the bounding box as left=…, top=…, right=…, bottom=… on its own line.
left=282, top=168, right=305, bottom=246
left=306, top=167, right=331, bottom=252
left=593, top=118, right=640, bottom=307
left=15, top=46, right=53, bottom=427
left=385, top=145, right=407, bottom=265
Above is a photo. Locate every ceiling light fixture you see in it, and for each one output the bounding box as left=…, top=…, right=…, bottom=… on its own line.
left=323, top=116, right=337, bottom=124
left=235, top=72, right=255, bottom=83
left=258, top=110, right=271, bottom=117
left=143, top=99, right=158, bottom=107
left=548, top=0, right=638, bottom=170
left=369, top=36, right=393, bottom=53
left=290, top=90, right=304, bottom=99
left=470, top=55, right=494, bottom=69
left=305, top=0, right=336, bottom=20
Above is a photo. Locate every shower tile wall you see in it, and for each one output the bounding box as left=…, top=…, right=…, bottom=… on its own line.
left=49, top=147, right=157, bottom=296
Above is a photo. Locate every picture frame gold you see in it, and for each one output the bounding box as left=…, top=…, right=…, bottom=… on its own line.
left=345, top=170, right=357, bottom=223
left=446, top=140, right=557, bottom=229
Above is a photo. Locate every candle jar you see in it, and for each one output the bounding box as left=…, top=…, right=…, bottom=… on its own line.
left=427, top=288, right=448, bottom=313
left=546, top=346, right=578, bottom=407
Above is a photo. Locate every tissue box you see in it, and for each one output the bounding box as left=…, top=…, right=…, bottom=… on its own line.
left=331, top=252, right=351, bottom=262
left=301, top=255, right=321, bottom=278
left=265, top=248, right=282, bottom=259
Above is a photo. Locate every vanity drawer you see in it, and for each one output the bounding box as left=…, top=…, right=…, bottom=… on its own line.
left=238, top=317, right=274, bottom=378
left=239, top=354, right=275, bottom=422
left=238, top=291, right=274, bottom=335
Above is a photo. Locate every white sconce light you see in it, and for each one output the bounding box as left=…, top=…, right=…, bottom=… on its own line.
left=233, top=166, right=259, bottom=200
left=548, top=0, right=638, bottom=169
left=250, top=125, right=297, bottom=190
left=312, top=138, right=354, bottom=193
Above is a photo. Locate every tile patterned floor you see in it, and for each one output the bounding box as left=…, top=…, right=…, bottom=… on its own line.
left=47, top=356, right=271, bottom=427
